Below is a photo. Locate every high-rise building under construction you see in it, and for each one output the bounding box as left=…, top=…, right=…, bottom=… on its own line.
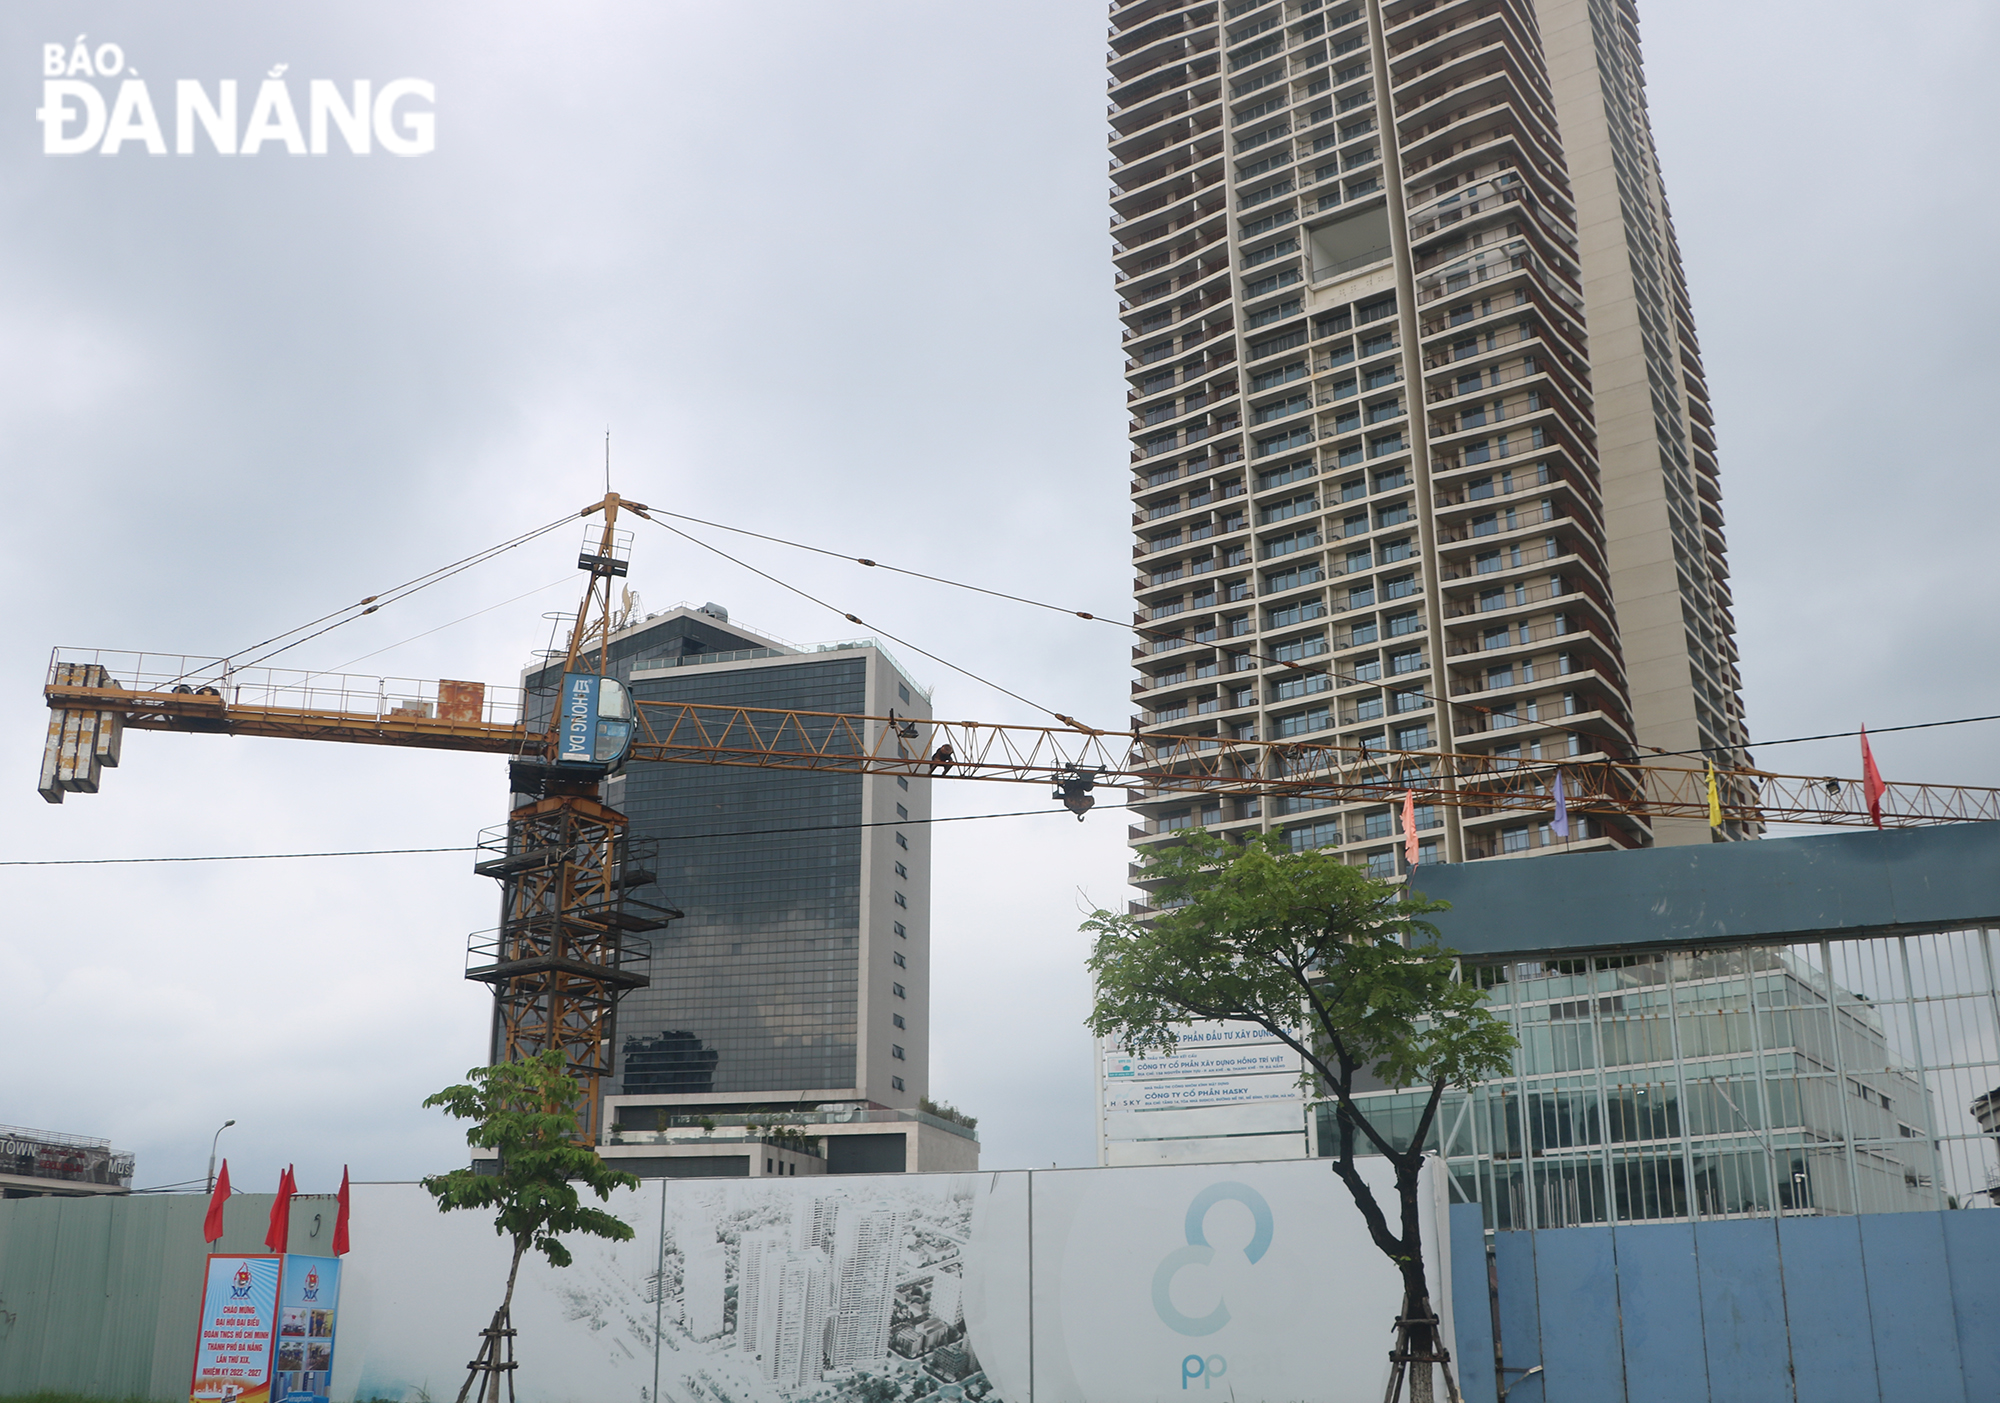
left=1112, top=0, right=1752, bottom=869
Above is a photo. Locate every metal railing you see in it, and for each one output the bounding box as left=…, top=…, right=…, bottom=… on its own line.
left=45, top=648, right=527, bottom=727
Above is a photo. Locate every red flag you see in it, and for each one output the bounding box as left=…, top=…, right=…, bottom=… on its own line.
left=1860, top=726, right=1886, bottom=829
left=203, top=1160, right=231, bottom=1244
left=1403, top=790, right=1420, bottom=867
left=333, top=1165, right=351, bottom=1256
left=264, top=1164, right=296, bottom=1254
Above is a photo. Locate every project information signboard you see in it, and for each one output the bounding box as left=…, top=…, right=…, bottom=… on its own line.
left=190, top=1254, right=281, bottom=1403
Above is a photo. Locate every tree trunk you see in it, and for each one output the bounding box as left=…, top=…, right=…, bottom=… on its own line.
left=1397, top=1164, right=1439, bottom=1403
left=457, top=1238, right=530, bottom=1403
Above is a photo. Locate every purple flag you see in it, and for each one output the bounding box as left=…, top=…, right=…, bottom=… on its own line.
left=1552, top=769, right=1570, bottom=838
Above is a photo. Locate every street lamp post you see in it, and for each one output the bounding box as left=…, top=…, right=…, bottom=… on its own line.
left=206, top=1119, right=236, bottom=1194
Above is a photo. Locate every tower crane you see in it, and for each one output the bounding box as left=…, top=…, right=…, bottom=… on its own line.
left=37, top=493, right=2000, bottom=1129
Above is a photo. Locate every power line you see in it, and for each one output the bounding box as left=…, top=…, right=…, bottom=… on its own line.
left=635, top=513, right=1073, bottom=725
left=636, top=508, right=2000, bottom=769
left=0, top=806, right=1127, bottom=867
left=633, top=507, right=1656, bottom=758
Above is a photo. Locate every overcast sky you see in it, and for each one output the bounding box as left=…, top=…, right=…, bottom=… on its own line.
left=2, top=2, right=1996, bottom=1193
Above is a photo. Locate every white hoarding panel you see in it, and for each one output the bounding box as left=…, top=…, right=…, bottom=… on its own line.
left=330, top=1160, right=1445, bottom=1403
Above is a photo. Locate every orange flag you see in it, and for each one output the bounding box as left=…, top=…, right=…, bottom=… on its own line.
left=1860, top=726, right=1886, bottom=829
left=1403, top=790, right=1419, bottom=867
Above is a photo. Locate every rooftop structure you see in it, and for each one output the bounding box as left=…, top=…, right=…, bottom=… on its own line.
left=0, top=1125, right=134, bottom=1198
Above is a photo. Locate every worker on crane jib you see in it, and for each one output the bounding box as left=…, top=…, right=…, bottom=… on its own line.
left=929, top=743, right=955, bottom=776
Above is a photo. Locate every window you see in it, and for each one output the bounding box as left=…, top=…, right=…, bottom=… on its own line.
left=1366, top=398, right=1402, bottom=424
left=1476, top=550, right=1501, bottom=574
left=893, top=1014, right=906, bottom=1029
left=1246, top=297, right=1302, bottom=329
left=892, top=1076, right=906, bottom=1091
left=1366, top=851, right=1398, bottom=879
left=1343, top=512, right=1369, bottom=537
left=1380, top=537, right=1414, bottom=563
left=1333, top=408, right=1361, bottom=434
left=1261, top=491, right=1317, bottom=522
left=1351, top=657, right=1382, bottom=682
left=1361, top=332, right=1394, bottom=356
left=1387, top=610, right=1421, bottom=636
left=894, top=921, right=907, bottom=938
left=1277, top=706, right=1331, bottom=736
left=1256, top=426, right=1315, bottom=456
left=1275, top=672, right=1331, bottom=699
left=1362, top=809, right=1394, bottom=839
left=1382, top=573, right=1417, bottom=599
left=1161, top=810, right=1194, bottom=832
left=1347, top=582, right=1375, bottom=608
left=1394, top=722, right=1432, bottom=749
left=1376, top=501, right=1411, bottom=527
left=1252, top=360, right=1308, bottom=391
left=1392, top=688, right=1426, bottom=713
left=1328, top=376, right=1358, bottom=400
left=897, top=682, right=910, bottom=703
left=1373, top=466, right=1408, bottom=492
left=1353, top=695, right=1384, bottom=720
left=1501, top=825, right=1530, bottom=853
left=1358, top=295, right=1396, bottom=323
left=894, top=861, right=908, bottom=878
left=897, top=776, right=909, bottom=791
left=894, top=891, right=908, bottom=908
left=893, top=982, right=906, bottom=998
left=1267, top=597, right=1327, bottom=628
left=1287, top=820, right=1341, bottom=851
left=896, top=802, right=908, bottom=819
left=1273, top=633, right=1328, bottom=661
left=1258, top=460, right=1316, bottom=491
left=1346, top=547, right=1374, bottom=574
left=895, top=831, right=909, bottom=849
left=1347, top=620, right=1379, bottom=645
left=1487, top=664, right=1513, bottom=688
left=1369, top=432, right=1405, bottom=457
left=1265, top=563, right=1324, bottom=591
left=1263, top=528, right=1319, bottom=558
left=892, top=1044, right=906, bottom=1060
left=893, top=951, right=907, bottom=968
left=1390, top=648, right=1423, bottom=674
left=1232, top=687, right=1257, bottom=708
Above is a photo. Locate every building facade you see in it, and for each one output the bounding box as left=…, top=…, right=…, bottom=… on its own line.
left=1112, top=0, right=1752, bottom=879
left=509, top=605, right=975, bottom=1175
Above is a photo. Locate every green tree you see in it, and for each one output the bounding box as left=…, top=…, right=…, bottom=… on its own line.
left=421, top=1050, right=640, bottom=1403
left=1083, top=830, right=1516, bottom=1400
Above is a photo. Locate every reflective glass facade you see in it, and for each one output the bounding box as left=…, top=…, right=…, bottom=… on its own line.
left=512, top=609, right=929, bottom=1107
left=1327, top=931, right=2000, bottom=1225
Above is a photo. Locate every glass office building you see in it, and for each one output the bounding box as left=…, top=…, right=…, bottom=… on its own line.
left=1330, top=931, right=2000, bottom=1225
left=511, top=605, right=935, bottom=1116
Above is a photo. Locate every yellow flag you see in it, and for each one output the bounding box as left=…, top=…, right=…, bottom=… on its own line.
left=1706, top=761, right=1723, bottom=828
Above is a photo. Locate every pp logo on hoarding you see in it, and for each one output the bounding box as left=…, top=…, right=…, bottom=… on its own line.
left=302, top=1268, right=320, bottom=1301
left=1182, top=1354, right=1228, bottom=1390
left=230, top=1264, right=253, bottom=1299
left=1150, top=1181, right=1274, bottom=1337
